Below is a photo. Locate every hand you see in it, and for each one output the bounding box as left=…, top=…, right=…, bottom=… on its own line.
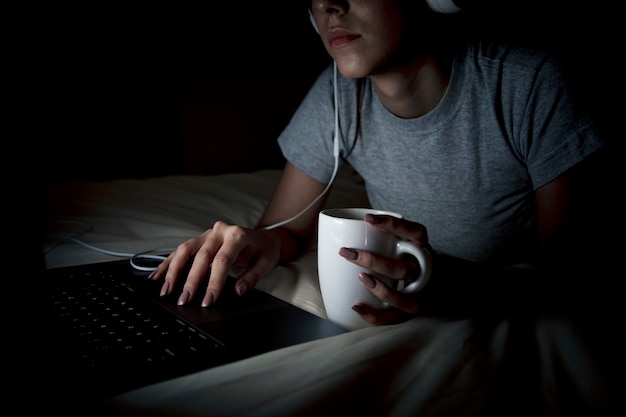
left=149, top=221, right=281, bottom=307
left=339, top=213, right=432, bottom=326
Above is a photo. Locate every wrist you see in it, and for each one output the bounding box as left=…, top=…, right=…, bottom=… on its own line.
left=262, top=227, right=305, bottom=263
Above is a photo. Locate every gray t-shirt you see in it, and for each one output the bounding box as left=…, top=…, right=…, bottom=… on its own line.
left=278, top=40, right=604, bottom=264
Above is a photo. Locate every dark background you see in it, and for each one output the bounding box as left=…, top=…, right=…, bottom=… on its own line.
left=32, top=1, right=620, bottom=182
left=36, top=2, right=329, bottom=181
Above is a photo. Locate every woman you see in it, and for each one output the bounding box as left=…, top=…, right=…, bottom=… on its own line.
left=149, top=0, right=605, bottom=325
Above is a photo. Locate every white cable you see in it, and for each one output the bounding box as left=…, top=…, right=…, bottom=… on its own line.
left=129, top=253, right=169, bottom=272
left=47, top=235, right=174, bottom=272
left=43, top=221, right=93, bottom=255
left=60, top=236, right=136, bottom=257
left=263, top=62, right=341, bottom=230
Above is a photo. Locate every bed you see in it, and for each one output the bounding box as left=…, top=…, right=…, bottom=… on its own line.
left=40, top=165, right=624, bottom=417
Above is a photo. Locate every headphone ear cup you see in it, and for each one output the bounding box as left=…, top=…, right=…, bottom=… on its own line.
left=308, top=9, right=320, bottom=34
left=425, top=0, right=463, bottom=14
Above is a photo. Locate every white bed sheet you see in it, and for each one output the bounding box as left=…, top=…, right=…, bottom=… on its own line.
left=103, top=313, right=623, bottom=417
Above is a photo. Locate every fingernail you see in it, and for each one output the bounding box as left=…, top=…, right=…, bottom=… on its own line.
left=148, top=271, right=156, bottom=279
left=352, top=304, right=365, bottom=314
left=359, top=272, right=376, bottom=289
left=160, top=281, right=170, bottom=297
left=177, top=290, right=190, bottom=306
left=201, top=292, right=214, bottom=307
left=339, top=247, right=358, bottom=260
left=237, top=282, right=248, bottom=296
left=364, top=214, right=382, bottom=224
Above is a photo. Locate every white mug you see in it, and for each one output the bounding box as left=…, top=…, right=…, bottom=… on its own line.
left=317, top=208, right=432, bottom=330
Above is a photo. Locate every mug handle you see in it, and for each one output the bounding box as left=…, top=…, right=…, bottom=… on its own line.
left=395, top=241, right=433, bottom=293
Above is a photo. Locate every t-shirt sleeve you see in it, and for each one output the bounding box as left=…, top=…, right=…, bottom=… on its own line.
left=508, top=53, right=605, bottom=189
left=277, top=65, right=343, bottom=184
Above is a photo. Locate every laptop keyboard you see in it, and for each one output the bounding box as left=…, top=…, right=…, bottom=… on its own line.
left=46, top=266, right=227, bottom=397
left=42, top=260, right=347, bottom=404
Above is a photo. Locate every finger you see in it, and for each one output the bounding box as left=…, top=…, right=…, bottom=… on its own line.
left=202, top=222, right=248, bottom=305
left=148, top=252, right=172, bottom=280
left=364, top=214, right=429, bottom=246
left=159, top=241, right=199, bottom=298
left=358, top=272, right=420, bottom=315
left=181, top=244, right=219, bottom=306
left=234, top=251, right=277, bottom=297
left=339, top=247, right=419, bottom=282
left=351, top=302, right=403, bottom=326
left=166, top=231, right=220, bottom=305
left=231, top=229, right=282, bottom=297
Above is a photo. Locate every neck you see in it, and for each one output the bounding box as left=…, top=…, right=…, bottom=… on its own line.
left=370, top=53, right=452, bottom=119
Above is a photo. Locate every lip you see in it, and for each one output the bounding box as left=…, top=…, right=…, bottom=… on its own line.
left=327, top=28, right=360, bottom=48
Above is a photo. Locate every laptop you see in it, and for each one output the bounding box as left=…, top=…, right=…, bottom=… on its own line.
left=38, top=256, right=347, bottom=411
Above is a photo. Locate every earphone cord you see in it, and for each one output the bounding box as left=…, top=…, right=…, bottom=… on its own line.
left=46, top=234, right=174, bottom=272
left=263, top=62, right=341, bottom=230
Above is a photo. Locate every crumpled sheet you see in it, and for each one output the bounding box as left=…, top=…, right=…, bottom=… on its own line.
left=103, top=312, right=624, bottom=417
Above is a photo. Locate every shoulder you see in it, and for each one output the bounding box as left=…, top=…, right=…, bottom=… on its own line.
left=465, top=38, right=560, bottom=76
left=458, top=38, right=567, bottom=97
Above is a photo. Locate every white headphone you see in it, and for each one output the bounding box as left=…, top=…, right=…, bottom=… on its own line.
left=425, top=0, right=464, bottom=14
left=309, top=0, right=465, bottom=34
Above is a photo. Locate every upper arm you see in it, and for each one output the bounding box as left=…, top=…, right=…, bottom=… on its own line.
left=257, top=161, right=329, bottom=240
left=535, top=173, right=573, bottom=257
left=534, top=153, right=605, bottom=269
